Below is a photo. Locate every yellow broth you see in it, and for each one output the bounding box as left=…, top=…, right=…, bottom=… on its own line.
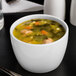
left=13, top=19, right=65, bottom=44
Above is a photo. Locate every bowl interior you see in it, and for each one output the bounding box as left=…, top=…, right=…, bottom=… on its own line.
left=10, top=14, right=68, bottom=45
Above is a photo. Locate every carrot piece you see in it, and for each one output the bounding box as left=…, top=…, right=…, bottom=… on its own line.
left=35, top=22, right=40, bottom=25
left=25, top=26, right=33, bottom=30
left=41, top=30, right=48, bottom=35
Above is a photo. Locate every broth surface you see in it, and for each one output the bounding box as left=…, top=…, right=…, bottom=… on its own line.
left=13, top=19, right=65, bottom=44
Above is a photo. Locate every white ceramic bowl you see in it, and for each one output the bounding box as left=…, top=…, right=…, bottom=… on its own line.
left=10, top=14, right=69, bottom=73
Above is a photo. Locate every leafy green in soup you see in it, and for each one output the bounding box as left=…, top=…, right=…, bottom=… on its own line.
left=13, top=19, right=65, bottom=44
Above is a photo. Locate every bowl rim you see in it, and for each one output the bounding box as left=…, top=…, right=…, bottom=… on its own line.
left=10, top=14, right=69, bottom=46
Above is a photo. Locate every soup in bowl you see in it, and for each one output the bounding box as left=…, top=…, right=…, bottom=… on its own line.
left=10, top=14, right=69, bottom=73
left=13, top=19, right=65, bottom=44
